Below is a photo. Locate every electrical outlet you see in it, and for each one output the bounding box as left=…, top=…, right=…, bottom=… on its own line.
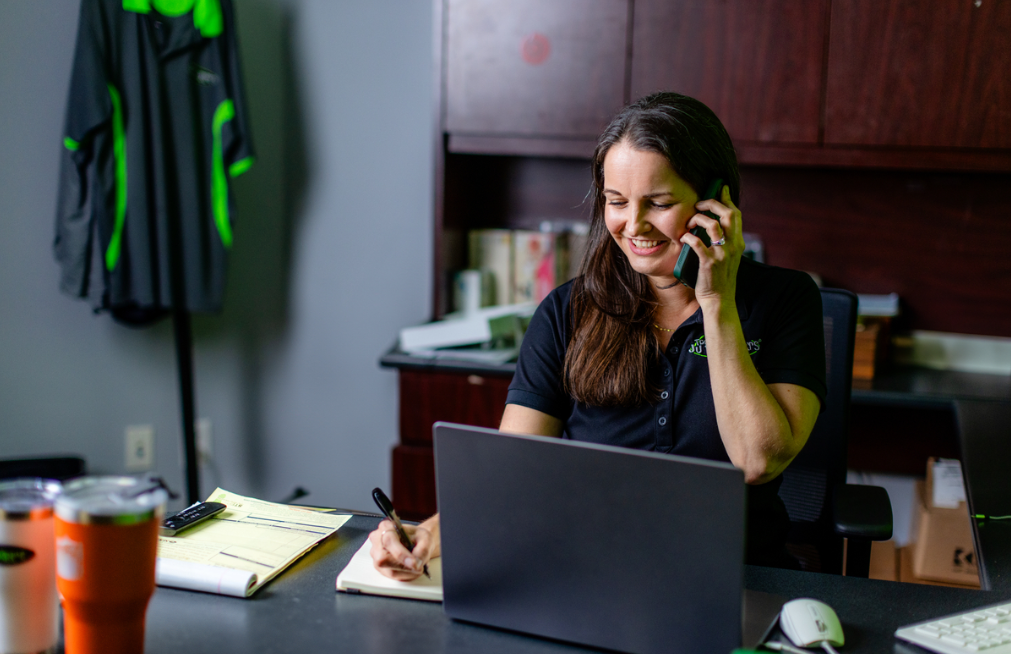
left=125, top=425, right=154, bottom=471
left=196, top=418, right=213, bottom=464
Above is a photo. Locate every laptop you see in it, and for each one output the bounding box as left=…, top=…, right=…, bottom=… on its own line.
left=433, top=422, right=784, bottom=654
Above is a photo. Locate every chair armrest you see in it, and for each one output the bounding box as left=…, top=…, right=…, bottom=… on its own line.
left=832, top=484, right=893, bottom=541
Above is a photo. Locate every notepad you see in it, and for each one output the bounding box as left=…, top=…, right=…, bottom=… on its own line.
left=336, top=539, right=443, bottom=601
left=156, top=488, right=351, bottom=598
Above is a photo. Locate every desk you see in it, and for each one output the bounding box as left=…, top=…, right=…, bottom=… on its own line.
left=142, top=514, right=1010, bottom=654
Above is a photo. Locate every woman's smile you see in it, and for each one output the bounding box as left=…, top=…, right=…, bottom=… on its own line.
left=626, top=237, right=666, bottom=255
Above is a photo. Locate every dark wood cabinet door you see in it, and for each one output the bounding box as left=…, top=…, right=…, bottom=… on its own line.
left=392, top=445, right=438, bottom=520
left=825, top=0, right=1011, bottom=149
left=444, top=0, right=630, bottom=138
left=630, top=0, right=829, bottom=145
left=398, top=369, right=512, bottom=445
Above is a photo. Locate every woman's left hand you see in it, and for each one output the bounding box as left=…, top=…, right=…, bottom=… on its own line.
left=680, top=185, right=744, bottom=304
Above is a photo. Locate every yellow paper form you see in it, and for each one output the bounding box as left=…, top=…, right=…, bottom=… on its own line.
left=157, top=488, right=351, bottom=597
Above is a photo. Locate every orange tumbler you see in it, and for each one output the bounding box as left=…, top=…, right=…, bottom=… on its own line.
left=54, top=477, right=167, bottom=654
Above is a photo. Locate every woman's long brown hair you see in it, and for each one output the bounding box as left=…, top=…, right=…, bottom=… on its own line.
left=563, top=92, right=741, bottom=407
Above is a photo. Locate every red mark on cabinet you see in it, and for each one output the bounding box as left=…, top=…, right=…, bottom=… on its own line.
left=521, top=32, right=551, bottom=65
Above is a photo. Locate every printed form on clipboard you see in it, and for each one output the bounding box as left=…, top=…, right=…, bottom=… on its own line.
left=156, top=488, right=351, bottom=598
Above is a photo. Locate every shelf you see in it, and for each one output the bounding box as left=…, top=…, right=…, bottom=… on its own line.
left=736, top=143, right=1011, bottom=173
left=852, top=367, right=1011, bottom=409
left=379, top=346, right=516, bottom=377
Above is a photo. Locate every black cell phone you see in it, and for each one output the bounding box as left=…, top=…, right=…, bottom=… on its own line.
left=671, top=178, right=724, bottom=288
left=160, top=501, right=226, bottom=536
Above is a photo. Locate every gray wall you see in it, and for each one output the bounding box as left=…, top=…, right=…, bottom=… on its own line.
left=0, top=0, right=434, bottom=512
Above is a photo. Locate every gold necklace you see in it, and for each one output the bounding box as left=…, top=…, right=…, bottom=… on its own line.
left=653, top=323, right=675, bottom=333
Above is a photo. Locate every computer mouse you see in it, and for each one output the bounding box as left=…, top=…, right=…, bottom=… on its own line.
left=779, top=598, right=845, bottom=648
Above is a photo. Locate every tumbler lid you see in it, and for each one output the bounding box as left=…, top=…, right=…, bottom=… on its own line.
left=0, top=478, right=62, bottom=520
left=55, top=476, right=167, bottom=525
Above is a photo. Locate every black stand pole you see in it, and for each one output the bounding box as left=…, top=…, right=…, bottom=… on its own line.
left=172, top=308, right=200, bottom=505
left=158, top=67, right=200, bottom=505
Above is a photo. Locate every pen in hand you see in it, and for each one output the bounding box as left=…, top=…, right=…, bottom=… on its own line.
left=372, top=487, right=431, bottom=579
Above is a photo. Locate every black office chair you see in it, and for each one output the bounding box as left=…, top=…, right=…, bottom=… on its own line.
left=778, top=288, right=893, bottom=577
left=0, top=455, right=86, bottom=482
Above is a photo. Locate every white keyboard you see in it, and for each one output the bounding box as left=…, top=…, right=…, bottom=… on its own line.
left=896, top=602, right=1011, bottom=653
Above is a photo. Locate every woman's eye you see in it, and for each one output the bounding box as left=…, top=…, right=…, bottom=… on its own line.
left=607, top=200, right=627, bottom=207
left=651, top=202, right=673, bottom=209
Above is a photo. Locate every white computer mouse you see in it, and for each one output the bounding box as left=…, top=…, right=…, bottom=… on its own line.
left=779, top=598, right=845, bottom=648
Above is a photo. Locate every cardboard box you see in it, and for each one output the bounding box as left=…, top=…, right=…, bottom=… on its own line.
left=899, top=545, right=979, bottom=589
left=909, top=460, right=981, bottom=587
left=868, top=539, right=899, bottom=581
left=853, top=318, right=893, bottom=380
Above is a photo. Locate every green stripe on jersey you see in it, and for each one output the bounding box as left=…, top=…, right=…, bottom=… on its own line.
left=105, top=84, right=127, bottom=272
left=228, top=156, right=254, bottom=178
left=122, top=0, right=222, bottom=38
left=211, top=99, right=236, bottom=249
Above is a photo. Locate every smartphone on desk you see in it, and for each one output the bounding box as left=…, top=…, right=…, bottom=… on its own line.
left=672, top=178, right=724, bottom=288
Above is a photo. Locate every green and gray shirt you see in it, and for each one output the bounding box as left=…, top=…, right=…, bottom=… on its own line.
left=55, top=0, right=253, bottom=319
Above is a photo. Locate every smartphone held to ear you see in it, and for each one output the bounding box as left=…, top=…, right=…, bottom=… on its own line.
left=672, top=178, right=723, bottom=289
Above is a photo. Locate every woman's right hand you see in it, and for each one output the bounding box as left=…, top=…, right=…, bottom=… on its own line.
left=368, top=514, right=440, bottom=581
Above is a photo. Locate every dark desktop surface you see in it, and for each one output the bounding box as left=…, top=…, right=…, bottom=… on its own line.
left=143, top=515, right=1009, bottom=654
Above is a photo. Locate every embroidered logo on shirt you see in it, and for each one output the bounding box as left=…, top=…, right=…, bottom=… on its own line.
left=195, top=67, right=219, bottom=86
left=688, top=336, right=762, bottom=358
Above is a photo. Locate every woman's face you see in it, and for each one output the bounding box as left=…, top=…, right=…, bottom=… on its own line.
left=602, top=139, right=700, bottom=283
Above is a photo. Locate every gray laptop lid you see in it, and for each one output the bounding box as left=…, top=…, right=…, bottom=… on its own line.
left=434, top=422, right=748, bottom=654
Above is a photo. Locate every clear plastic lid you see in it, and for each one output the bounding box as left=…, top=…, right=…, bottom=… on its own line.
left=0, top=478, right=62, bottom=520
left=55, top=476, right=167, bottom=525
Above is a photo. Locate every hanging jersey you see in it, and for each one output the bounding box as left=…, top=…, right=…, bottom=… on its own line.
left=55, top=0, right=254, bottom=316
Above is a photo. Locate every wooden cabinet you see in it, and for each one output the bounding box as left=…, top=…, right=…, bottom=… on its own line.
left=445, top=0, right=629, bottom=152
left=825, top=0, right=1011, bottom=149
left=631, top=0, right=829, bottom=146
left=441, top=0, right=1011, bottom=170
left=392, top=369, right=511, bottom=519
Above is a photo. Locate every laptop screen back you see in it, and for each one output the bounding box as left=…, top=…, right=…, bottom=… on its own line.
left=434, top=422, right=746, bottom=654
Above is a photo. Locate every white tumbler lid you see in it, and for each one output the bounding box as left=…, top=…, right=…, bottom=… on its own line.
left=0, top=478, right=61, bottom=520
left=55, top=476, right=167, bottom=525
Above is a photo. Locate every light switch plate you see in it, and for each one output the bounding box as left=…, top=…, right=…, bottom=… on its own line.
left=125, top=425, right=154, bottom=471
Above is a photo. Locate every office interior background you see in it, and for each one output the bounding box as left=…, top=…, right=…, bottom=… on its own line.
left=1, top=0, right=1009, bottom=527
left=0, top=0, right=434, bottom=512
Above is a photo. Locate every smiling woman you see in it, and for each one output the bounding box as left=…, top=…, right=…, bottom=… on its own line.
left=566, top=93, right=743, bottom=406
left=369, top=92, right=828, bottom=577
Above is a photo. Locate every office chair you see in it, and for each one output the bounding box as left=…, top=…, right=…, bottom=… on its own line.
left=0, top=455, right=86, bottom=482
left=778, top=288, right=893, bottom=577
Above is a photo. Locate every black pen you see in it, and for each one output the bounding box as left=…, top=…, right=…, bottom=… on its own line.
left=372, top=487, right=430, bottom=579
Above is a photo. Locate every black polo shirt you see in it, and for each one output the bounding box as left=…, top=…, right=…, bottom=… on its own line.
left=506, top=257, right=827, bottom=566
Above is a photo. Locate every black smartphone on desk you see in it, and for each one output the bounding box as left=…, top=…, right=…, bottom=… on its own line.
left=672, top=178, right=724, bottom=288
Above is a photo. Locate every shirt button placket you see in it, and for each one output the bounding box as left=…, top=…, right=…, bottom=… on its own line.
left=656, top=363, right=674, bottom=450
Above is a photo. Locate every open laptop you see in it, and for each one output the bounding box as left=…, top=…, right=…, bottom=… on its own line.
left=433, top=422, right=784, bottom=654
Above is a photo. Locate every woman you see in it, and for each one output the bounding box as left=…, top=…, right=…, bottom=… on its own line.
left=371, top=92, right=826, bottom=578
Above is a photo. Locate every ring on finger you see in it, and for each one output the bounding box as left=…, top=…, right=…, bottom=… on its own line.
left=711, top=237, right=726, bottom=246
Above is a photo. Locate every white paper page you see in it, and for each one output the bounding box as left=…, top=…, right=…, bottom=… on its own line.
left=931, top=459, right=967, bottom=509
left=158, top=488, right=351, bottom=594
left=156, top=558, right=256, bottom=598
left=336, top=539, right=443, bottom=601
